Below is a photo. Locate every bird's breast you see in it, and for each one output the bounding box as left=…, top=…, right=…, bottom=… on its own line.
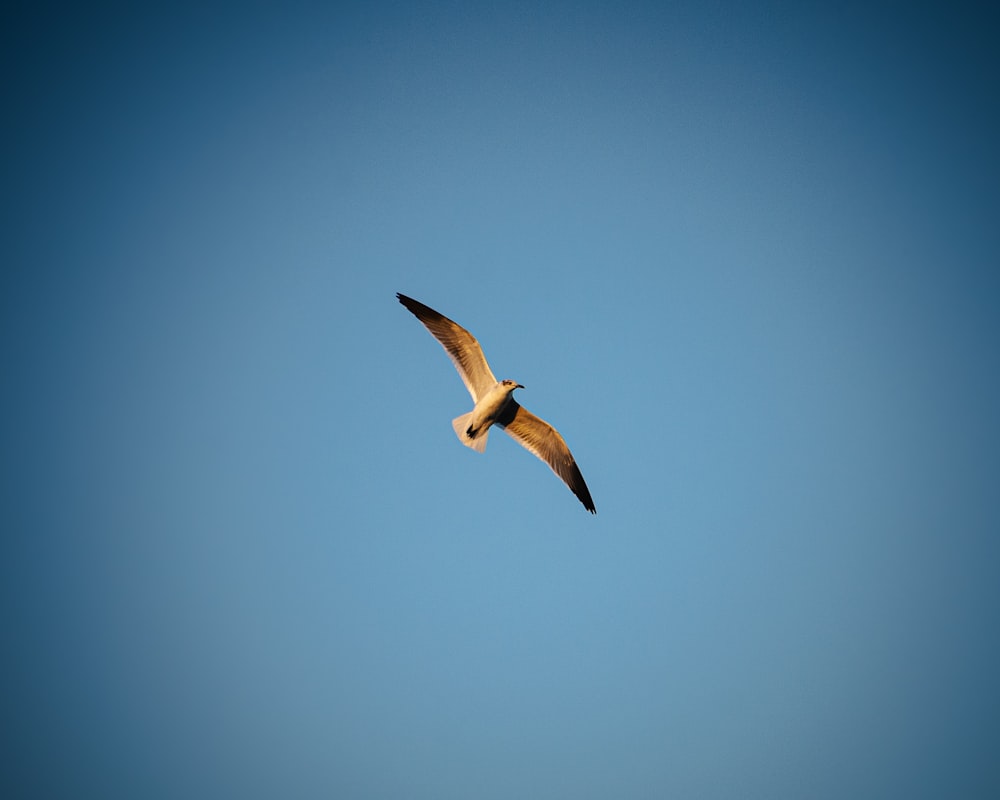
left=471, top=383, right=514, bottom=425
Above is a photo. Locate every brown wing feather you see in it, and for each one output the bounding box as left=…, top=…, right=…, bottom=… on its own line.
left=497, top=401, right=596, bottom=513
left=397, top=293, right=497, bottom=402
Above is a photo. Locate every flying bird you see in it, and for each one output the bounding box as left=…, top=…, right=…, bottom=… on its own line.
left=397, top=293, right=595, bottom=514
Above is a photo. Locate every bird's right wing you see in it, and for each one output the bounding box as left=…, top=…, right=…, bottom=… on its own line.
left=397, top=293, right=498, bottom=402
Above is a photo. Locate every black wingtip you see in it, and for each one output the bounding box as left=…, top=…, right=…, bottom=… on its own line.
left=569, top=463, right=596, bottom=514
left=397, top=292, right=418, bottom=315
left=397, top=292, right=437, bottom=319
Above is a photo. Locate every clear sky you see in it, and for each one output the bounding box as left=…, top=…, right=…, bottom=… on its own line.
left=2, top=2, right=998, bottom=798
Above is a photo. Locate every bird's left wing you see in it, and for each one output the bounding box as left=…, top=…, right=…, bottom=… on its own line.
left=397, top=293, right=498, bottom=402
left=497, top=401, right=596, bottom=513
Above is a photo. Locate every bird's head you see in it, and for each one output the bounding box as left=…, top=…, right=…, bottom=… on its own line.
left=501, top=379, right=524, bottom=392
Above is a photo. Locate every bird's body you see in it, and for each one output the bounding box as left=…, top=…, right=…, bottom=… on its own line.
left=397, top=293, right=596, bottom=514
left=452, top=378, right=523, bottom=453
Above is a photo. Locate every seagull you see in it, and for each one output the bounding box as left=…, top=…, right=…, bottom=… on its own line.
left=397, top=293, right=596, bottom=514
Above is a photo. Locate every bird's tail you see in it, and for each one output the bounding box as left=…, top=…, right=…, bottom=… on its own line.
left=452, top=412, right=488, bottom=453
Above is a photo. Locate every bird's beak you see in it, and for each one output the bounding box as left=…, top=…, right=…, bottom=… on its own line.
left=516, top=383, right=525, bottom=389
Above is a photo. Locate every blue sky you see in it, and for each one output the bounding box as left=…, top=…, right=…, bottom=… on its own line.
left=2, top=2, right=998, bottom=797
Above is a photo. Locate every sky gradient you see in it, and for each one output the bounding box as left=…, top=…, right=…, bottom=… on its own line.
left=3, top=2, right=998, bottom=798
